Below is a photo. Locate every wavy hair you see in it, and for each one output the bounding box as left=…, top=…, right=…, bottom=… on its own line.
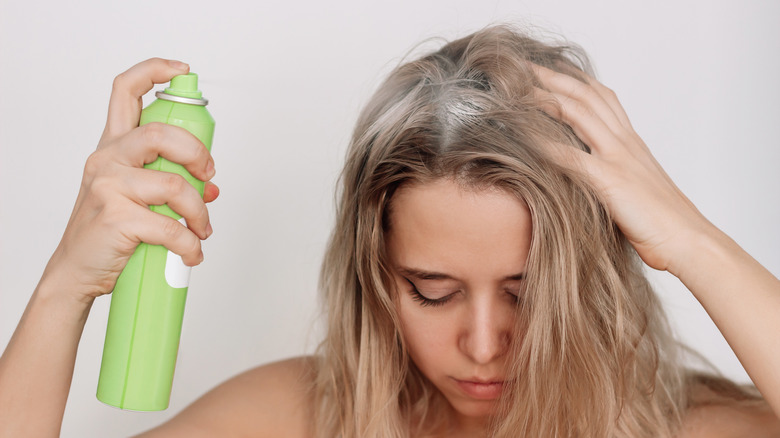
left=313, top=24, right=759, bottom=437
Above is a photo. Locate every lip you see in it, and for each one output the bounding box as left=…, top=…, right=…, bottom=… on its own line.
left=452, top=377, right=506, bottom=400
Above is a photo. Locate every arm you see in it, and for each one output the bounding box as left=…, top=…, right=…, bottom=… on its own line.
left=0, top=270, right=93, bottom=437
left=0, top=58, right=217, bottom=437
left=532, top=64, right=780, bottom=416
left=671, top=224, right=780, bottom=412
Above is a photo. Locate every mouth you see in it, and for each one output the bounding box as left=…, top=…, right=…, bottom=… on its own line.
left=451, top=377, right=507, bottom=400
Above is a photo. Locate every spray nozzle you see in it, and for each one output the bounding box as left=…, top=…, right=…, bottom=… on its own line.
left=164, top=73, right=203, bottom=99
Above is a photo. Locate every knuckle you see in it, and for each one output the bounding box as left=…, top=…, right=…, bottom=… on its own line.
left=83, top=151, right=107, bottom=178
left=191, top=205, right=210, bottom=231
left=162, top=217, right=184, bottom=240
left=566, top=82, right=585, bottom=99
left=90, top=174, right=116, bottom=200
left=192, top=143, right=209, bottom=165
left=577, top=84, right=599, bottom=103
left=163, top=173, right=188, bottom=195
left=186, top=235, right=202, bottom=258
left=112, top=72, right=130, bottom=93
left=544, top=99, right=564, bottom=120
left=198, top=204, right=210, bottom=223
left=140, top=122, right=166, bottom=145
left=179, top=138, right=207, bottom=167
left=573, top=100, right=595, bottom=119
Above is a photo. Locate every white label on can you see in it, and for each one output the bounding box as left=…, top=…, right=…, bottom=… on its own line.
left=165, top=218, right=192, bottom=289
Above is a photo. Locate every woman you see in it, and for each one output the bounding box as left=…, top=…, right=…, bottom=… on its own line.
left=1, top=25, right=779, bottom=437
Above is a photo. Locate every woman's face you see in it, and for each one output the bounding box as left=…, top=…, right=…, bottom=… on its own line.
left=385, top=178, right=532, bottom=424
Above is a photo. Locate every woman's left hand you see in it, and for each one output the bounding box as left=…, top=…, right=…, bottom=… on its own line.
left=532, top=64, right=714, bottom=275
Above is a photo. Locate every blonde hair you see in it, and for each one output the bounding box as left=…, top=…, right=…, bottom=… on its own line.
left=313, top=24, right=759, bottom=437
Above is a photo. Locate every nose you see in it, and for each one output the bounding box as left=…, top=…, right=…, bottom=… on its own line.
left=459, top=294, right=512, bottom=365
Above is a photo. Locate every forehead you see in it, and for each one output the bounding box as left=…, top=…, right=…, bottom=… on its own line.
left=385, top=178, right=532, bottom=280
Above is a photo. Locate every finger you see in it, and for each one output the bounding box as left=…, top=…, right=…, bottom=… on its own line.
left=533, top=86, right=620, bottom=155
left=539, top=86, right=678, bottom=197
left=122, top=168, right=212, bottom=240
left=203, top=182, right=220, bottom=204
left=102, top=58, right=190, bottom=142
left=582, top=76, right=633, bottom=129
left=531, top=63, right=625, bottom=136
left=533, top=66, right=668, bottom=178
left=544, top=141, right=610, bottom=196
left=125, top=205, right=205, bottom=266
left=580, top=79, right=655, bottom=158
left=544, top=140, right=591, bottom=172
left=112, top=122, right=215, bottom=182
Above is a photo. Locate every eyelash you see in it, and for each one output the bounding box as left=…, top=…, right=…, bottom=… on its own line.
left=405, top=279, right=453, bottom=307
left=405, top=278, right=523, bottom=308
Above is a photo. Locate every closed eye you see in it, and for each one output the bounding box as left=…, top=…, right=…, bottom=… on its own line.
left=405, top=278, right=454, bottom=307
left=504, top=280, right=524, bottom=303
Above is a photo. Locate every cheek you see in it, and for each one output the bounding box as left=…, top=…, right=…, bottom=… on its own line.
left=397, top=294, right=458, bottom=371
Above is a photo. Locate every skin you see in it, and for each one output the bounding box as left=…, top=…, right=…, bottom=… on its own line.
left=385, top=180, right=531, bottom=436
left=0, top=57, right=779, bottom=437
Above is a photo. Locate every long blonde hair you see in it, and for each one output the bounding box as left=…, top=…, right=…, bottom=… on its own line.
left=313, top=24, right=756, bottom=437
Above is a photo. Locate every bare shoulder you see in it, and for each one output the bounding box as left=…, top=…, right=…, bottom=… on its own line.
left=135, top=356, right=318, bottom=438
left=678, top=389, right=780, bottom=438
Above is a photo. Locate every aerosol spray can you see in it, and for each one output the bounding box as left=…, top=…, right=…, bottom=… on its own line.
left=97, top=73, right=215, bottom=411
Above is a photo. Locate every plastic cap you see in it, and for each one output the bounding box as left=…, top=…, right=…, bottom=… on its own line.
left=164, top=73, right=203, bottom=99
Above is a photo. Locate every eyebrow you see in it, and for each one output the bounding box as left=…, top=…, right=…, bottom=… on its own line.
left=397, top=267, right=525, bottom=282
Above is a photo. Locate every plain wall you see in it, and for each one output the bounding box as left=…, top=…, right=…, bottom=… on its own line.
left=1, top=0, right=778, bottom=436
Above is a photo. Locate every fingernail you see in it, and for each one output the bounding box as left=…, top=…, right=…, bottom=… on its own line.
left=168, top=60, right=189, bottom=70
left=206, top=160, right=216, bottom=178
left=205, top=223, right=213, bottom=238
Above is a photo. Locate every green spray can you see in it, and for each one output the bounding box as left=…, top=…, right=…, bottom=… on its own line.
left=97, top=73, right=215, bottom=411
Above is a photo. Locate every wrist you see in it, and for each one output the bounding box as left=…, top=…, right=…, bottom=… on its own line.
left=36, top=261, right=96, bottom=320
left=666, top=224, right=740, bottom=286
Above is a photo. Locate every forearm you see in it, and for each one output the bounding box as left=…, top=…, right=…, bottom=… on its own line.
left=671, top=227, right=780, bottom=414
left=0, top=266, right=94, bottom=438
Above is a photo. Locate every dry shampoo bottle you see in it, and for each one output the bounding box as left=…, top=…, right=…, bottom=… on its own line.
left=97, top=73, right=214, bottom=411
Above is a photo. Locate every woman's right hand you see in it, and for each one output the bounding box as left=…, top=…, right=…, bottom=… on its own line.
left=45, top=58, right=218, bottom=303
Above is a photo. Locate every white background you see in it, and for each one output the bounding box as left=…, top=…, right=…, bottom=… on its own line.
left=1, top=1, right=778, bottom=436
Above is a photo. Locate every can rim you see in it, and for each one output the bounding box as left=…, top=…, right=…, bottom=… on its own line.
left=155, top=91, right=209, bottom=106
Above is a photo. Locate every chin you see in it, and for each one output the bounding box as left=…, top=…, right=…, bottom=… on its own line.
left=447, top=394, right=501, bottom=419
